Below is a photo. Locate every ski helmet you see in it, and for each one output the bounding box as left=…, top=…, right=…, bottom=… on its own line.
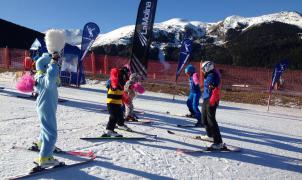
left=185, top=64, right=195, bottom=74
left=201, top=61, right=214, bottom=73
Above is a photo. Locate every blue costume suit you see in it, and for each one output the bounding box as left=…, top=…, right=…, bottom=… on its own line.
left=35, top=53, right=59, bottom=157
left=186, top=73, right=202, bottom=124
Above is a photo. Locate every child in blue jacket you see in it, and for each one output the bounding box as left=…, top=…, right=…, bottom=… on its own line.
left=200, top=61, right=225, bottom=149
left=184, top=64, right=202, bottom=127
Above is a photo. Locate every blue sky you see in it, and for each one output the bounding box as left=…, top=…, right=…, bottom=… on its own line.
left=1, top=0, right=301, bottom=33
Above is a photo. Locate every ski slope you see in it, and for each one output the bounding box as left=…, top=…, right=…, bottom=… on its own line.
left=0, top=73, right=301, bottom=180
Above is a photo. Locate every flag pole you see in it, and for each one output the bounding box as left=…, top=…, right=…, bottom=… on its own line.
left=173, top=80, right=178, bottom=100
left=267, top=80, right=273, bottom=111
left=267, top=91, right=272, bottom=111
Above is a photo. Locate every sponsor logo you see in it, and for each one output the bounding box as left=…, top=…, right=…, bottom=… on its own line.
left=137, top=1, right=152, bottom=46
left=137, top=31, right=147, bottom=46
left=86, top=25, right=96, bottom=39
left=180, top=41, right=191, bottom=55
left=131, top=54, right=147, bottom=77
left=141, top=2, right=152, bottom=35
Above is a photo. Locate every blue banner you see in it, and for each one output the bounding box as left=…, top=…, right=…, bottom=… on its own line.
left=175, top=38, right=193, bottom=81
left=130, top=0, right=158, bottom=78
left=77, top=22, right=100, bottom=86
left=270, top=59, right=288, bottom=91
left=79, top=22, right=100, bottom=61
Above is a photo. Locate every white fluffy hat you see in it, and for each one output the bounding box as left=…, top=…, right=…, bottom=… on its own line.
left=45, top=29, right=66, bottom=54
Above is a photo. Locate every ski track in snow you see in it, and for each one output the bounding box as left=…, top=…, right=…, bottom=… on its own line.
left=0, top=75, right=302, bottom=180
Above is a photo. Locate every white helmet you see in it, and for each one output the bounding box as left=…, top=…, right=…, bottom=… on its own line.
left=201, top=61, right=214, bottom=73
left=129, top=73, right=140, bottom=82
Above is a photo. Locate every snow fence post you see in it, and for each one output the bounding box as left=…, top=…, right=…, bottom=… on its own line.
left=4, top=47, right=10, bottom=69
left=104, top=55, right=108, bottom=75
left=91, top=51, right=96, bottom=77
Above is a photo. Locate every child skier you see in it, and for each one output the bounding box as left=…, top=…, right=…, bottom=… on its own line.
left=33, top=29, right=66, bottom=168
left=123, top=73, right=145, bottom=121
left=102, top=67, right=132, bottom=137
left=184, top=64, right=202, bottom=127
left=200, top=61, right=225, bottom=149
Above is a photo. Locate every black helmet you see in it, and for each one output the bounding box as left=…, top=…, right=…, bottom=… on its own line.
left=119, top=66, right=130, bottom=86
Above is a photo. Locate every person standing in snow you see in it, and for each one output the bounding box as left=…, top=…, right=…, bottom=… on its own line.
left=102, top=67, right=132, bottom=137
left=32, top=29, right=66, bottom=167
left=184, top=64, right=202, bottom=127
left=200, top=61, right=226, bottom=149
left=123, top=73, right=145, bottom=121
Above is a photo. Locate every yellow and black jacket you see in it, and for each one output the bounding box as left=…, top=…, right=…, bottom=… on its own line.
left=106, top=86, right=123, bottom=105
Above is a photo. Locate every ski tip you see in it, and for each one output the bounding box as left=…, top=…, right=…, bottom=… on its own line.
left=167, top=130, right=175, bottom=134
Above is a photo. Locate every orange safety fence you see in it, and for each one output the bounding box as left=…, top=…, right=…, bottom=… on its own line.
left=1, top=48, right=302, bottom=95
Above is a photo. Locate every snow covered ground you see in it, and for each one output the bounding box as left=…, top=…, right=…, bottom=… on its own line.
left=0, top=72, right=301, bottom=180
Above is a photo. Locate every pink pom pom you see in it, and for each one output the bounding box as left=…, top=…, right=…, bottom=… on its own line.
left=133, top=82, right=145, bottom=94
left=16, top=73, right=35, bottom=93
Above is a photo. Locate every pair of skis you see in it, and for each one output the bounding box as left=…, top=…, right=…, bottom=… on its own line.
left=80, top=131, right=157, bottom=141
left=9, top=145, right=96, bottom=179
left=80, top=128, right=157, bottom=141
left=177, top=124, right=202, bottom=128
left=176, top=145, right=241, bottom=154
left=9, top=158, right=95, bottom=180
left=80, top=136, right=148, bottom=140
left=167, top=130, right=213, bottom=142
left=126, top=119, right=153, bottom=125
left=12, top=145, right=95, bottom=158
left=167, top=130, right=241, bottom=153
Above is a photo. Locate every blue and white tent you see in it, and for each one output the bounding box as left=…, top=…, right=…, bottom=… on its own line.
left=29, top=38, right=85, bottom=86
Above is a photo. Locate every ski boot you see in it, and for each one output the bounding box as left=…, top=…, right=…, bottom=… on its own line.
left=198, top=135, right=214, bottom=142
left=116, top=124, right=133, bottom=132
left=185, top=113, right=195, bottom=118
left=101, top=130, right=123, bottom=137
left=30, top=156, right=65, bottom=174
left=125, top=115, right=138, bottom=122
left=34, top=156, right=64, bottom=168
left=29, top=142, right=62, bottom=153
left=209, top=143, right=227, bottom=150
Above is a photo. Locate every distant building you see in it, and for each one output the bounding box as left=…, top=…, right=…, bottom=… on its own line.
left=0, top=18, right=44, bottom=49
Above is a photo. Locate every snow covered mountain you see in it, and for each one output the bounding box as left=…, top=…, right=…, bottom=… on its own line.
left=62, top=11, right=302, bottom=48
left=91, top=11, right=302, bottom=47
left=61, top=11, right=302, bottom=69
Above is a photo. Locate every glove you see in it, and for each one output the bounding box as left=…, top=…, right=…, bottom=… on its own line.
left=51, top=52, right=60, bottom=65
left=209, top=87, right=220, bottom=106
left=122, top=92, right=130, bottom=105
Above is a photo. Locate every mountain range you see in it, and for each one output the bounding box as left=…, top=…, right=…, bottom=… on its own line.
left=66, top=11, right=302, bottom=69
